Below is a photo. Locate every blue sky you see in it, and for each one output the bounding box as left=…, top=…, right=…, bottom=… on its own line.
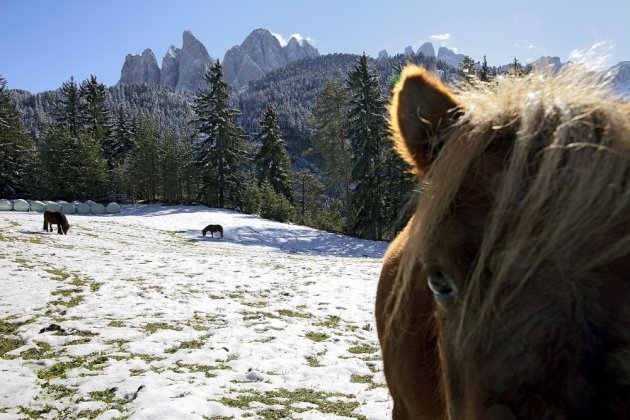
left=2, top=0, right=628, bottom=92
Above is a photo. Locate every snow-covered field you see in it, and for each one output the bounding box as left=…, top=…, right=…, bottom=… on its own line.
left=0, top=205, right=392, bottom=419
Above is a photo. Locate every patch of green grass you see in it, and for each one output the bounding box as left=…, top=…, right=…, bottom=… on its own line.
left=41, top=383, right=75, bottom=399
left=19, top=405, right=58, bottom=419
left=75, top=409, right=107, bottom=419
left=0, top=336, right=24, bottom=357
left=69, top=276, right=89, bottom=287
left=37, top=361, right=73, bottom=380
left=15, top=341, right=56, bottom=360
left=179, top=335, right=209, bottom=350
left=43, top=268, right=71, bottom=281
left=64, top=337, right=91, bottom=346
left=0, top=317, right=30, bottom=334
left=50, top=292, right=84, bottom=309
left=0, top=317, right=31, bottom=357
left=51, top=288, right=83, bottom=297
left=241, top=311, right=279, bottom=321
left=220, top=388, right=364, bottom=419
left=88, top=389, right=127, bottom=405
left=165, top=335, right=209, bottom=353
left=347, top=344, right=379, bottom=355
left=305, top=331, right=329, bottom=342
left=241, top=300, right=268, bottom=308
left=37, top=353, right=109, bottom=380
left=316, top=315, right=341, bottom=328
left=278, top=309, right=312, bottom=319
left=107, top=320, right=125, bottom=328
left=143, top=322, right=175, bottom=334
left=114, top=353, right=164, bottom=364
left=305, top=356, right=321, bottom=367
left=90, top=282, right=103, bottom=292
left=174, top=361, right=220, bottom=378
left=104, top=339, right=129, bottom=347
left=14, top=257, right=35, bottom=269
left=187, top=313, right=221, bottom=331
left=350, top=374, right=373, bottom=384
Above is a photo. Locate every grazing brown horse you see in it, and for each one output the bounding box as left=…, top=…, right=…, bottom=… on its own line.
left=376, top=66, right=630, bottom=419
left=43, top=210, right=70, bottom=234
left=202, top=224, right=223, bottom=238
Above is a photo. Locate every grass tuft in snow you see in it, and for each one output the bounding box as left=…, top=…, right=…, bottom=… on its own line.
left=143, top=322, right=176, bottom=334
left=0, top=317, right=31, bottom=356
left=305, top=331, right=329, bottom=342
left=347, top=344, right=379, bottom=354
left=219, top=387, right=366, bottom=419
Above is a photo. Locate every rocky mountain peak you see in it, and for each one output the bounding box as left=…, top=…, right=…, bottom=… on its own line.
left=118, top=48, right=161, bottom=85
left=531, top=56, right=563, bottom=73
left=223, top=28, right=319, bottom=88
left=437, top=46, right=465, bottom=68
left=160, top=45, right=182, bottom=88
left=176, top=30, right=213, bottom=91
left=605, top=61, right=630, bottom=99
left=417, top=42, right=435, bottom=57
left=118, top=28, right=319, bottom=90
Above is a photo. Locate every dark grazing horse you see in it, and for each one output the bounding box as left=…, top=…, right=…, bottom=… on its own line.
left=202, top=224, right=223, bottom=238
left=376, top=66, right=630, bottom=419
left=43, top=210, right=70, bottom=234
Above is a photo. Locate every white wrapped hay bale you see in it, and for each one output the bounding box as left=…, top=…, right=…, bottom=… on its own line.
left=12, top=199, right=29, bottom=212
left=0, top=199, right=12, bottom=211
left=105, top=202, right=121, bottom=214
left=76, top=202, right=91, bottom=214
left=90, top=202, right=106, bottom=214
left=60, top=202, right=76, bottom=214
left=30, top=200, right=46, bottom=212
left=45, top=201, right=61, bottom=212
left=85, top=200, right=96, bottom=208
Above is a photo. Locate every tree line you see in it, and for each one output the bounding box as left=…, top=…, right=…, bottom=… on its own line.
left=1, top=52, right=517, bottom=240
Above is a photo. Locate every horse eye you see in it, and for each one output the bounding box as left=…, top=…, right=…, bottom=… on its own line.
left=427, top=266, right=458, bottom=303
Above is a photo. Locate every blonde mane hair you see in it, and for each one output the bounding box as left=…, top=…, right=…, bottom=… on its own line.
left=387, top=67, right=630, bottom=351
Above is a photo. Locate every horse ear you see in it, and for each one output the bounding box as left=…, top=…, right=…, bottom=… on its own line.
left=390, top=66, right=462, bottom=174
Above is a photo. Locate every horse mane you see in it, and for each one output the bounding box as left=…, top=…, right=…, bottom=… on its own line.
left=387, top=66, right=630, bottom=351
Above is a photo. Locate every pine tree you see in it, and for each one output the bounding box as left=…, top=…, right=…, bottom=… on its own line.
left=459, top=55, right=477, bottom=79
left=73, top=132, right=108, bottom=200
left=177, top=134, right=201, bottom=203
left=347, top=54, right=389, bottom=240
left=308, top=79, right=352, bottom=232
left=38, top=128, right=107, bottom=200
left=104, top=105, right=134, bottom=170
left=54, top=77, right=83, bottom=136
left=254, top=105, right=293, bottom=200
left=479, top=55, right=491, bottom=82
left=0, top=75, right=38, bottom=197
left=127, top=113, right=160, bottom=201
left=79, top=75, right=109, bottom=146
left=382, top=148, right=415, bottom=239
left=192, top=60, right=248, bottom=208
left=159, top=130, right=180, bottom=203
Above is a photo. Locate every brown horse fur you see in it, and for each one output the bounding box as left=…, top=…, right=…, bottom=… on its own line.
left=202, top=224, right=223, bottom=238
left=43, top=210, right=70, bottom=234
left=377, top=65, right=630, bottom=419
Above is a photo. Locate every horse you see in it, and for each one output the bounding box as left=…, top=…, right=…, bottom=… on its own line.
left=43, top=210, right=70, bottom=234
left=376, top=65, right=630, bottom=419
left=202, top=224, right=223, bottom=238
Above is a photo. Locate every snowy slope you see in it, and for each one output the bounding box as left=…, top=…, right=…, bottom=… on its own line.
left=0, top=204, right=392, bottom=419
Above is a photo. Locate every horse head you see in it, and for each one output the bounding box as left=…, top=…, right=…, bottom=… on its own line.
left=377, top=66, right=630, bottom=419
